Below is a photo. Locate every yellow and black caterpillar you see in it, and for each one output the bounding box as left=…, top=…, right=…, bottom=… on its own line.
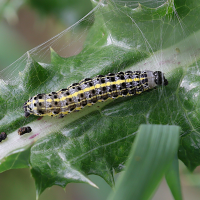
left=23, top=70, right=168, bottom=118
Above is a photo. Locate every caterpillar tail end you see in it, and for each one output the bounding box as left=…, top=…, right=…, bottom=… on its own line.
left=24, top=111, right=30, bottom=118
left=23, top=102, right=31, bottom=117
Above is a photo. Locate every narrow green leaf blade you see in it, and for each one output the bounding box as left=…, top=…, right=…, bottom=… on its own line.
left=165, top=155, right=182, bottom=200
left=108, top=124, right=181, bottom=200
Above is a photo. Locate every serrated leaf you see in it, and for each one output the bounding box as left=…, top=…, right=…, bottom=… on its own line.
left=0, top=0, right=200, bottom=197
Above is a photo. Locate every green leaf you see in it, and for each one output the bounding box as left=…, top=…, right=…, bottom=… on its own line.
left=165, top=155, right=182, bottom=200
left=0, top=0, right=200, bottom=197
left=26, top=0, right=92, bottom=25
left=107, top=124, right=180, bottom=200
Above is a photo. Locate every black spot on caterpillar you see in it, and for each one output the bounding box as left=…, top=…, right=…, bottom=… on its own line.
left=0, top=132, right=7, bottom=142
left=23, top=70, right=168, bottom=118
left=18, top=126, right=32, bottom=136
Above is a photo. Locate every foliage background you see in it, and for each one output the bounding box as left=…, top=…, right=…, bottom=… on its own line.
left=0, top=0, right=200, bottom=199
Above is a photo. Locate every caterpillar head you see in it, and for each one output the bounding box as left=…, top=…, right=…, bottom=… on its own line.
left=153, top=71, right=168, bottom=86
left=146, top=70, right=168, bottom=89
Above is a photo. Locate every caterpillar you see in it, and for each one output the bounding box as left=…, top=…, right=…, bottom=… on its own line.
left=23, top=70, right=168, bottom=118
left=18, top=126, right=32, bottom=136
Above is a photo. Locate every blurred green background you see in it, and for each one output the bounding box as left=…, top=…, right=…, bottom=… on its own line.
left=1, top=0, right=200, bottom=199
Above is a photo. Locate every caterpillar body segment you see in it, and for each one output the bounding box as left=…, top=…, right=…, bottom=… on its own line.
left=23, top=70, right=168, bottom=118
